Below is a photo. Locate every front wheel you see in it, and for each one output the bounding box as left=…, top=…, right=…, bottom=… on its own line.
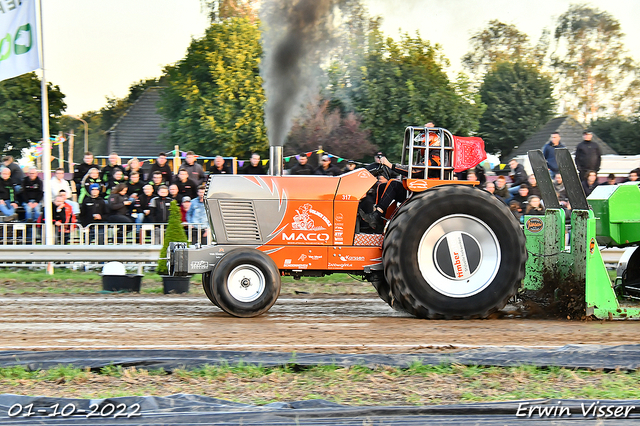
left=383, top=185, right=526, bottom=319
left=210, top=248, right=281, bottom=317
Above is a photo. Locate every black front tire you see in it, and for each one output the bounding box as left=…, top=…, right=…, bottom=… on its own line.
left=210, top=248, right=281, bottom=318
left=202, top=272, right=220, bottom=308
left=383, top=185, right=526, bottom=319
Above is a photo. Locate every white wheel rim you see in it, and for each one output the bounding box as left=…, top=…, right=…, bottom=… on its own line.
left=227, top=264, right=266, bottom=303
left=418, top=214, right=500, bottom=298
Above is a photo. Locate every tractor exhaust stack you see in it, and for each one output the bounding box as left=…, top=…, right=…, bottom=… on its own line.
left=269, top=145, right=283, bottom=176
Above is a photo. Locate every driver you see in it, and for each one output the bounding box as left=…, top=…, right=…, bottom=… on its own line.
left=358, top=170, right=406, bottom=232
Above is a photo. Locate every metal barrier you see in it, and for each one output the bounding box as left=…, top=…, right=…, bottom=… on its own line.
left=0, top=222, right=211, bottom=246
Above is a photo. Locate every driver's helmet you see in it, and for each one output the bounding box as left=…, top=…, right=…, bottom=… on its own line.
left=414, top=129, right=441, bottom=146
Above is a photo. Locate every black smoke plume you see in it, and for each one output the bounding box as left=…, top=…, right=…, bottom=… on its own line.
left=260, top=0, right=346, bottom=147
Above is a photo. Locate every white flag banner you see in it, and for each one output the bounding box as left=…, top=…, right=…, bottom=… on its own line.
left=0, top=0, right=40, bottom=82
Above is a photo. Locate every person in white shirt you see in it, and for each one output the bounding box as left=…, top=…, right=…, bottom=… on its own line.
left=50, top=168, right=72, bottom=199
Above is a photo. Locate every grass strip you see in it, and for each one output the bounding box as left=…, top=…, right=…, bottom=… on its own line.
left=1, top=363, right=638, bottom=406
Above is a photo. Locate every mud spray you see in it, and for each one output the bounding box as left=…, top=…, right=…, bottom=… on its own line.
left=260, top=0, right=347, bottom=168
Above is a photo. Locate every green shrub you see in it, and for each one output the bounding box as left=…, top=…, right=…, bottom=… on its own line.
left=157, top=200, right=188, bottom=275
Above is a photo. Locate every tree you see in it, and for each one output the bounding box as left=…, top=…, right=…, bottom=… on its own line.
left=339, top=30, right=485, bottom=159
left=285, top=98, right=376, bottom=160
left=478, top=61, right=556, bottom=156
left=157, top=200, right=188, bottom=275
left=158, top=18, right=267, bottom=158
left=0, top=72, right=66, bottom=156
left=463, top=20, right=546, bottom=81
left=589, top=114, right=640, bottom=155
left=551, top=4, right=638, bottom=122
left=201, top=0, right=258, bottom=22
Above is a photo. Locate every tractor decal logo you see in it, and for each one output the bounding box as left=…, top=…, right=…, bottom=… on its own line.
left=190, top=261, right=209, bottom=270
left=434, top=231, right=481, bottom=280
left=298, top=254, right=307, bottom=262
left=526, top=217, right=544, bottom=233
left=339, top=255, right=365, bottom=262
left=282, top=232, right=330, bottom=242
left=358, top=170, right=370, bottom=179
left=407, top=180, right=429, bottom=191
left=590, top=238, right=596, bottom=255
left=292, top=203, right=332, bottom=231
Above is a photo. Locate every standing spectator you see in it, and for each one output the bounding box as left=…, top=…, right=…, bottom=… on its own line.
left=187, top=186, right=208, bottom=243
left=210, top=155, right=231, bottom=175
left=601, top=173, right=617, bottom=186
left=105, top=169, right=126, bottom=198
left=51, top=194, right=76, bottom=244
left=2, top=155, right=24, bottom=191
left=126, top=171, right=144, bottom=198
left=168, top=184, right=183, bottom=205
left=100, top=152, right=125, bottom=183
left=21, top=167, right=43, bottom=222
left=341, top=160, right=357, bottom=175
left=575, top=131, right=602, bottom=181
left=148, top=171, right=165, bottom=195
left=179, top=151, right=206, bottom=185
left=149, top=185, right=173, bottom=223
left=494, top=176, right=510, bottom=200
left=79, top=167, right=104, bottom=204
left=542, top=132, right=565, bottom=178
left=73, top=152, right=98, bottom=190
left=180, top=196, right=191, bottom=222
left=507, top=159, right=527, bottom=200
left=80, top=184, right=108, bottom=244
left=315, top=155, right=342, bottom=176
left=50, top=168, right=72, bottom=199
left=107, top=183, right=132, bottom=223
left=0, top=168, right=18, bottom=220
left=582, top=170, right=599, bottom=197
left=148, top=152, right=173, bottom=185
left=174, top=169, right=197, bottom=200
left=125, top=157, right=143, bottom=180
left=290, top=154, right=314, bottom=175
left=241, top=153, right=266, bottom=175
left=138, top=184, right=155, bottom=223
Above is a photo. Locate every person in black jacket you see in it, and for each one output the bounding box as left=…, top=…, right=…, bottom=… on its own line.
left=80, top=184, right=108, bottom=244
left=108, top=183, right=132, bottom=223
left=73, top=152, right=98, bottom=190
left=0, top=168, right=18, bottom=219
left=507, top=158, right=528, bottom=201
left=240, top=153, right=266, bottom=175
left=100, top=152, right=125, bottom=183
left=289, top=154, right=314, bottom=175
left=174, top=169, right=197, bottom=200
left=210, top=155, right=231, bottom=175
left=126, top=171, right=144, bottom=198
left=149, top=185, right=173, bottom=223
left=21, top=167, right=43, bottom=222
left=148, top=152, right=173, bottom=185
left=314, top=155, right=342, bottom=176
left=575, top=131, right=602, bottom=181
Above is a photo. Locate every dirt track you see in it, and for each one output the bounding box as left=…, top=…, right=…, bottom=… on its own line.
left=1, top=294, right=639, bottom=352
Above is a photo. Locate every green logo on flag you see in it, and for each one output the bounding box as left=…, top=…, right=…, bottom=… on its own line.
left=14, top=24, right=33, bottom=55
left=0, top=34, right=11, bottom=61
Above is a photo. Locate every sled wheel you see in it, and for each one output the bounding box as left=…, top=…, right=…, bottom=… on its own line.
left=202, top=271, right=220, bottom=308
left=211, top=248, right=281, bottom=318
left=383, top=185, right=526, bottom=319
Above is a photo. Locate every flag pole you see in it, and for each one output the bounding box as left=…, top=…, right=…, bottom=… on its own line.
left=37, top=0, right=54, bottom=253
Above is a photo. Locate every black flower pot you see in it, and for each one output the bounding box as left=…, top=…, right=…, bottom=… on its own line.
left=102, top=274, right=142, bottom=292
left=162, top=275, right=190, bottom=294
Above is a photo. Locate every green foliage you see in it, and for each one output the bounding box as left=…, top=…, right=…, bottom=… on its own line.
left=329, top=30, right=484, bottom=160
left=157, top=201, right=188, bottom=275
left=463, top=20, right=547, bottom=81
left=0, top=72, right=67, bottom=156
left=159, top=18, right=267, bottom=158
left=589, top=114, right=640, bottom=155
left=478, top=61, right=556, bottom=156
left=551, top=4, right=638, bottom=122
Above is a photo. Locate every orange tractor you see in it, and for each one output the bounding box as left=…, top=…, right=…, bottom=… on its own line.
left=168, top=126, right=527, bottom=319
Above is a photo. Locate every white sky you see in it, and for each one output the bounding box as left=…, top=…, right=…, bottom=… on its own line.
left=40, top=0, right=640, bottom=115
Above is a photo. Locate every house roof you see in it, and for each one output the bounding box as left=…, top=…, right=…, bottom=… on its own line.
left=106, top=87, right=169, bottom=157
left=504, top=116, right=617, bottom=160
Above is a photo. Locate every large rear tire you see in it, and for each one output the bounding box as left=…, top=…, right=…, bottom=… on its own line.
left=202, top=272, right=220, bottom=308
left=383, top=185, right=526, bottom=319
left=210, top=248, right=281, bottom=318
